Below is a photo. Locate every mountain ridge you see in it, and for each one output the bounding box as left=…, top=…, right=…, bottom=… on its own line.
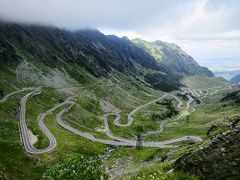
left=0, top=21, right=213, bottom=92
left=0, top=21, right=236, bottom=180
left=132, top=38, right=213, bottom=77
left=230, top=74, right=240, bottom=84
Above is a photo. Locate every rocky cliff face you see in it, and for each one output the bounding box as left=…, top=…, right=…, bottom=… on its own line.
left=0, top=21, right=213, bottom=92
left=132, top=38, right=213, bottom=77
left=175, top=128, right=240, bottom=179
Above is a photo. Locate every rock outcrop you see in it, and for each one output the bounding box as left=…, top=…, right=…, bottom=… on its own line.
left=175, top=129, right=240, bottom=179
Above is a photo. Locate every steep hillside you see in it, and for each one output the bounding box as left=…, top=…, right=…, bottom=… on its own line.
left=132, top=38, right=213, bottom=76
left=0, top=21, right=179, bottom=92
left=175, top=129, right=240, bottom=179
left=172, top=88, right=240, bottom=179
left=0, top=21, right=232, bottom=180
left=181, top=75, right=227, bottom=89
left=0, top=22, right=215, bottom=92
left=230, top=74, right=240, bottom=84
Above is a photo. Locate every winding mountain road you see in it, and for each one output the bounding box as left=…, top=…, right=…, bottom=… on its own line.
left=1, top=84, right=233, bottom=154
left=0, top=87, right=34, bottom=103
left=56, top=103, right=201, bottom=148
left=113, top=94, right=183, bottom=127
left=142, top=92, right=194, bottom=137
left=140, top=85, right=231, bottom=137
left=193, top=89, right=201, bottom=97
left=19, top=88, right=76, bottom=154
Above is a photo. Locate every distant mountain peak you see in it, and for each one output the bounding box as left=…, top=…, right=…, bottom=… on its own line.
left=230, top=74, right=240, bottom=84
left=0, top=21, right=213, bottom=92
left=132, top=38, right=213, bottom=77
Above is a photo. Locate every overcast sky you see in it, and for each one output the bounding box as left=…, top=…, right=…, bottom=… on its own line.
left=0, top=0, right=239, bottom=71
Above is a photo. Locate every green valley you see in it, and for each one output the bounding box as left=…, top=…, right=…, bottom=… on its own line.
left=0, top=21, right=239, bottom=180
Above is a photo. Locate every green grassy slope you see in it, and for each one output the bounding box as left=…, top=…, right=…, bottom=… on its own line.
left=0, top=22, right=237, bottom=180
left=110, top=86, right=240, bottom=179
left=0, top=60, right=235, bottom=179
left=181, top=75, right=227, bottom=89
left=132, top=38, right=213, bottom=77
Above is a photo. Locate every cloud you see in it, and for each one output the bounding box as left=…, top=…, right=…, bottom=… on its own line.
left=0, top=0, right=188, bottom=29
left=0, top=0, right=240, bottom=71
left=1, top=0, right=239, bottom=39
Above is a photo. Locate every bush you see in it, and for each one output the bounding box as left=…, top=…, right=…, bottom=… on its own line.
left=221, top=90, right=240, bottom=103
left=165, top=171, right=199, bottom=180
left=42, top=154, right=108, bottom=180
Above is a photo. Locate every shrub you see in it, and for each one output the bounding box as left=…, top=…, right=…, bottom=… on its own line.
left=42, top=154, right=108, bottom=180
left=165, top=171, right=199, bottom=180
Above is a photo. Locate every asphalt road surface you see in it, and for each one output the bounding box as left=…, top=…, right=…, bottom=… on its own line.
left=1, top=84, right=233, bottom=153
